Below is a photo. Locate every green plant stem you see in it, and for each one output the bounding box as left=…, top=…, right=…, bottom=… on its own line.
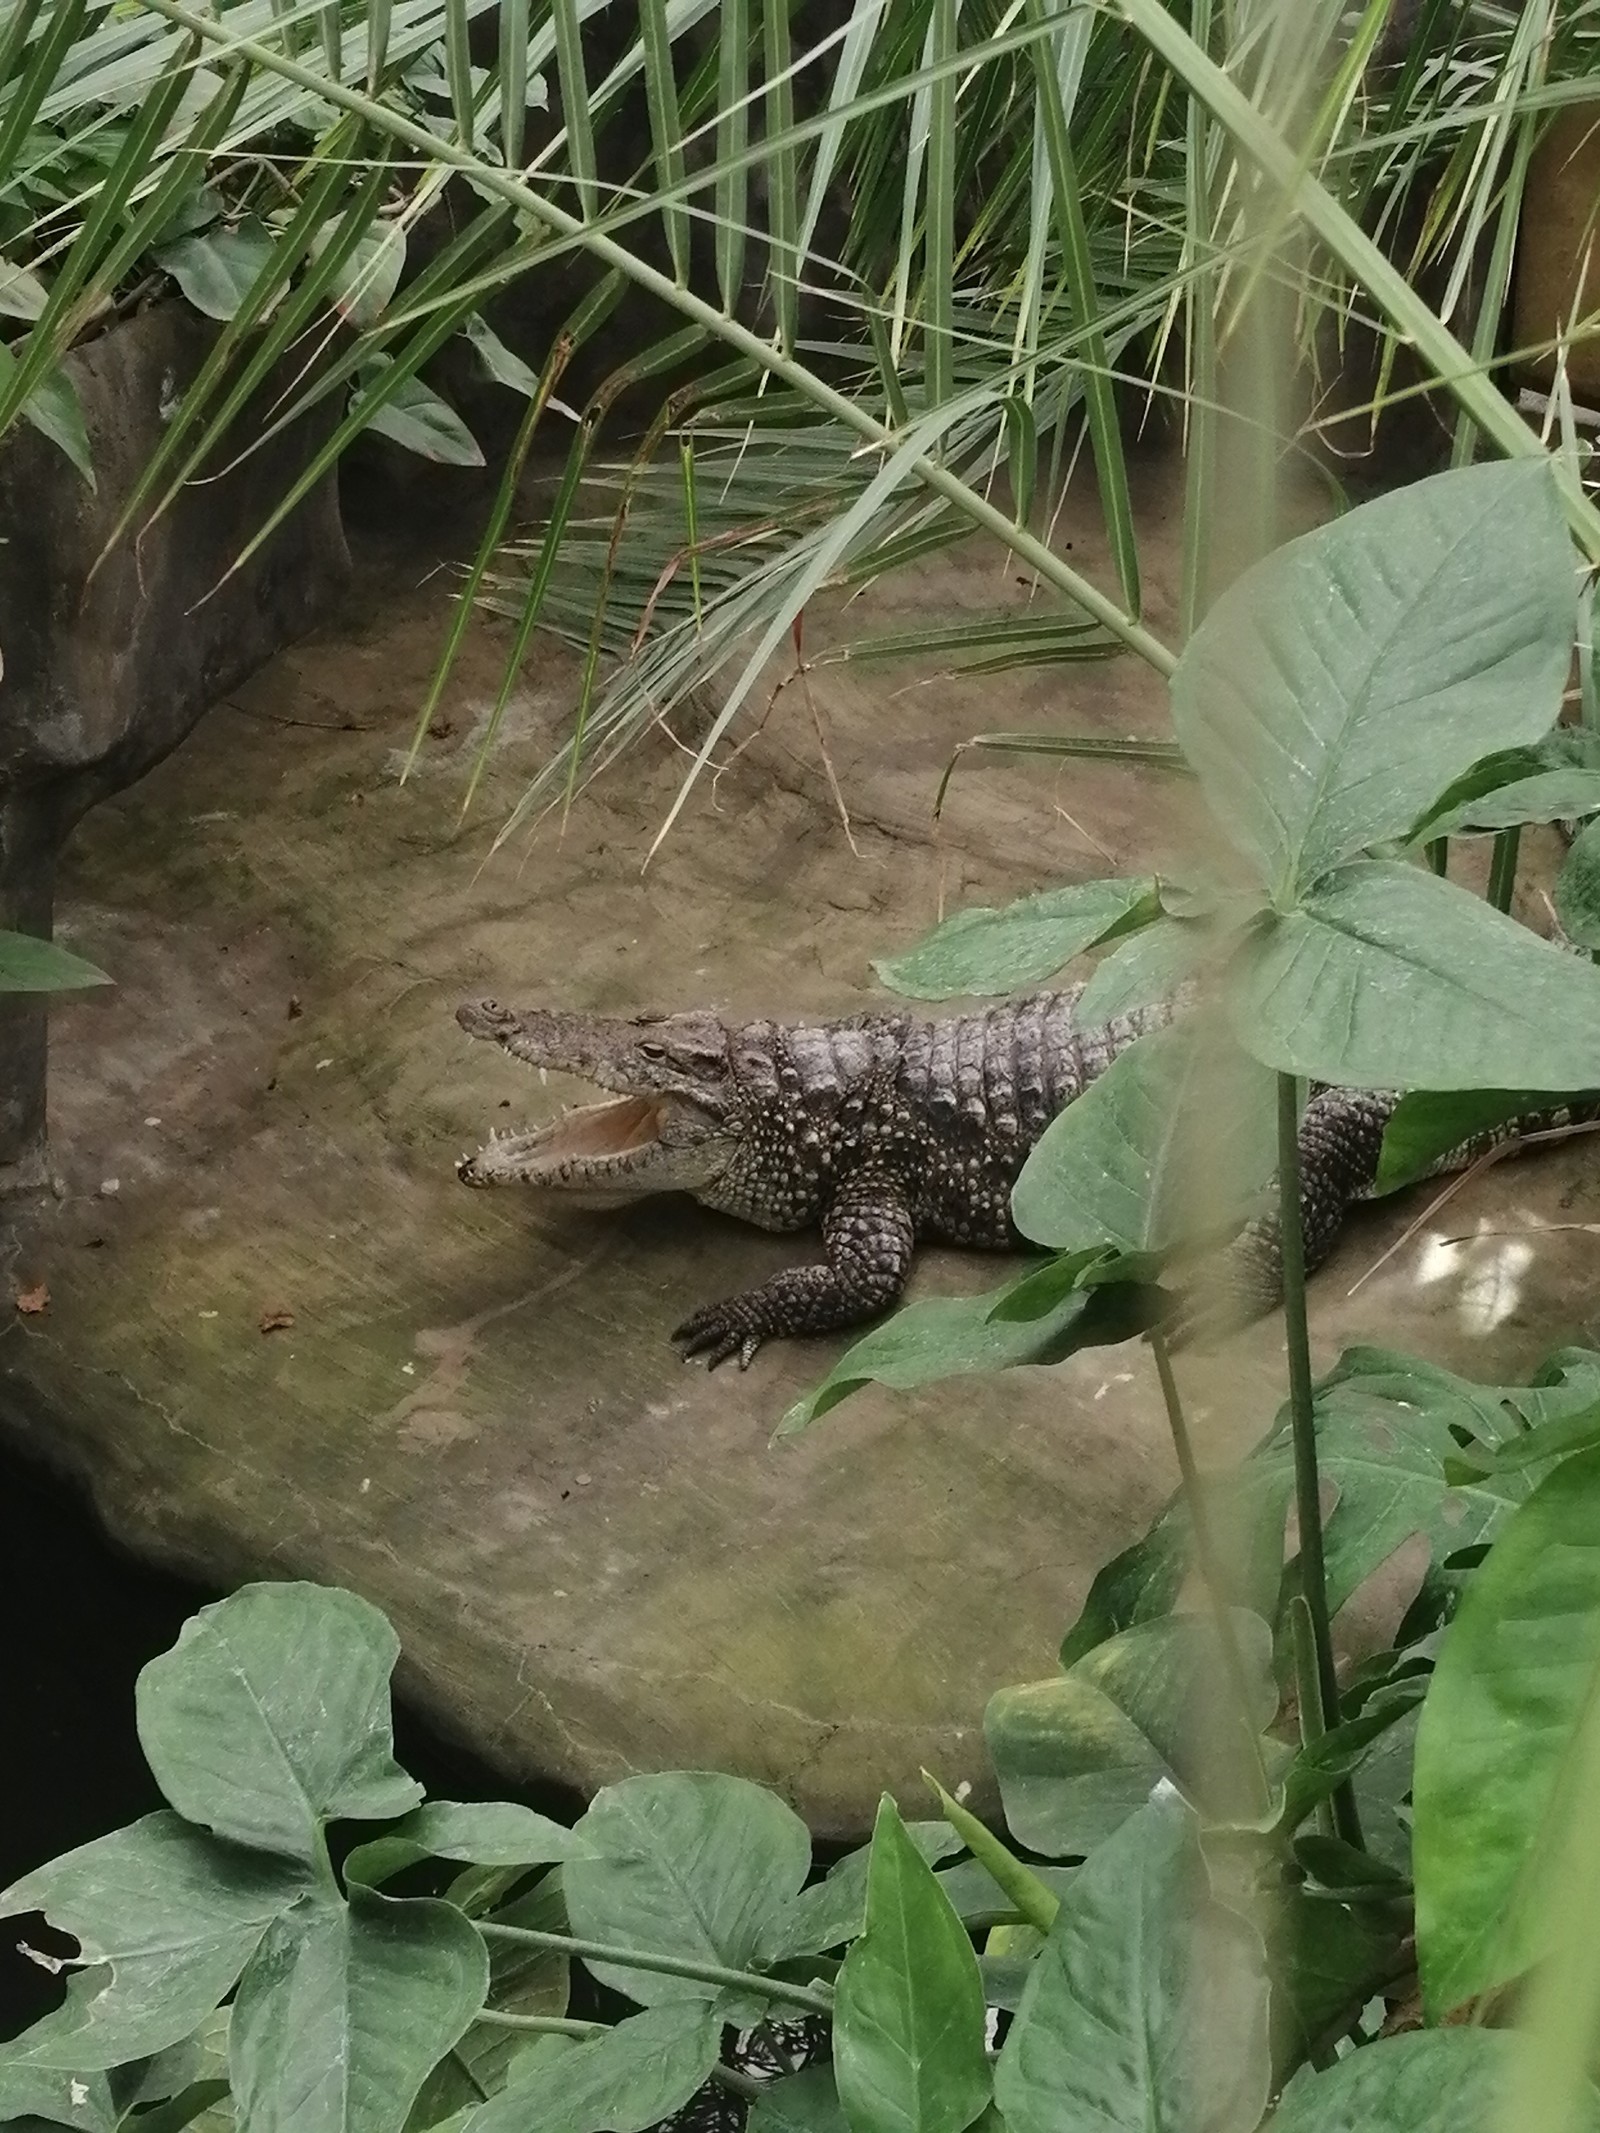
left=475, top=2011, right=604, bottom=2037
left=1149, top=1328, right=1274, bottom=1821
left=1276, top=1073, right=1364, bottom=1850
left=475, top=1922, right=835, bottom=2015
left=1487, top=827, right=1522, bottom=914
left=135, top=0, right=1177, bottom=682
left=1425, top=838, right=1448, bottom=877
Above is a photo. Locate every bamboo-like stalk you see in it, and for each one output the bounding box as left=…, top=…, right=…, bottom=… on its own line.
left=1276, top=1073, right=1364, bottom=1851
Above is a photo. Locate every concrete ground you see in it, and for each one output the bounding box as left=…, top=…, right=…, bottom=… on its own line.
left=3, top=448, right=1596, bottom=1837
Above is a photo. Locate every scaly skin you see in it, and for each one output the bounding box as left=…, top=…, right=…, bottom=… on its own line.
left=452, top=991, right=1579, bottom=1368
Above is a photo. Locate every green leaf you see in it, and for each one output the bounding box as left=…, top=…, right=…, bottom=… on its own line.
left=932, top=1858, right=1076, bottom=1929
left=563, top=1773, right=810, bottom=2007
left=0, top=1812, right=303, bottom=2070
left=1374, top=1086, right=1587, bottom=1193
left=229, top=1890, right=489, bottom=2133
left=155, top=219, right=277, bottom=320
left=465, top=313, right=542, bottom=398
left=0, top=346, right=94, bottom=487
left=1231, top=859, right=1600, bottom=1090
left=1408, top=727, right=1600, bottom=842
left=354, top=360, right=484, bottom=467
left=459, top=2005, right=722, bottom=2133
left=776, top=1282, right=1147, bottom=1439
left=0, top=256, right=48, bottom=318
left=1270, top=1889, right=1405, bottom=2085
left=0, top=930, right=110, bottom=992
left=343, top=1801, right=582, bottom=1889
left=1258, top=1349, right=1557, bottom=1628
left=1172, top=460, right=1575, bottom=899
left=873, top=879, right=1159, bottom=1000
left=135, top=1583, right=422, bottom=1867
left=1268, top=2030, right=1553, bottom=2132
left=833, top=1796, right=991, bottom=2133
left=0, top=2063, right=115, bottom=2132
left=1278, top=1679, right=1427, bottom=1845
left=757, top=1823, right=961, bottom=1963
left=1556, top=815, right=1600, bottom=949
left=748, top=2065, right=851, bottom=2133
left=1009, top=1018, right=1276, bottom=1269
left=315, top=219, right=405, bottom=326
left=1422, top=766, right=1600, bottom=836
left=994, top=1793, right=1270, bottom=2133
left=1057, top=1464, right=1291, bottom=1667
left=1075, top=916, right=1199, bottom=1026
left=985, top=1613, right=1279, bottom=1858
left=1413, top=1442, right=1600, bottom=2016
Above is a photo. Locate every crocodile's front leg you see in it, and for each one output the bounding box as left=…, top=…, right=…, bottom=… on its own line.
left=674, top=1173, right=916, bottom=1370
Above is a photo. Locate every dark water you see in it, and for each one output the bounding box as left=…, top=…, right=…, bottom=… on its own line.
left=0, top=1443, right=584, bottom=2041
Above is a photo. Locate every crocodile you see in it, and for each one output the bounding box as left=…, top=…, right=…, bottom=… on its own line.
left=451, top=990, right=1563, bottom=1368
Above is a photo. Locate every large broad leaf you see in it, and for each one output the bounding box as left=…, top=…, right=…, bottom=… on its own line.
left=832, top=1798, right=991, bottom=2133
left=135, top=1583, right=422, bottom=1867
left=563, top=1773, right=810, bottom=2007
left=354, top=361, right=485, bottom=467
left=1268, top=2029, right=1598, bottom=2131
left=1556, top=815, right=1600, bottom=949
left=1409, top=727, right=1600, bottom=842
left=0, top=2063, right=116, bottom=2132
left=343, top=1801, right=583, bottom=1890
left=1171, top=459, right=1575, bottom=899
left=315, top=220, right=405, bottom=327
left=1256, top=1348, right=1588, bottom=1629
left=1075, top=916, right=1200, bottom=1025
left=229, top=1890, right=487, bottom=2133
left=1231, top=858, right=1600, bottom=1090
left=0, top=347, right=95, bottom=487
left=776, top=1281, right=1147, bottom=1438
left=757, top=1823, right=962, bottom=1963
left=459, top=2006, right=723, bottom=2133
left=1270, top=1888, right=1405, bottom=2085
left=1373, top=1086, right=1593, bottom=1194
left=0, top=930, right=110, bottom=992
left=155, top=219, right=277, bottom=320
left=417, top=1867, right=569, bottom=2120
left=985, top=1612, right=1279, bottom=1858
left=1009, top=1017, right=1275, bottom=1271
left=872, top=879, right=1159, bottom=1000
left=748, top=2066, right=852, bottom=2133
left=994, top=1792, right=1270, bottom=2133
left=0, top=1813, right=304, bottom=2069
left=1413, top=1443, right=1600, bottom=2017
left=1057, top=1464, right=1292, bottom=1667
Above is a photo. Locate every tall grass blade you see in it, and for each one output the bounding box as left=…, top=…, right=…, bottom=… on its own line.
left=446, top=0, right=475, bottom=151
left=1026, top=0, right=1138, bottom=617
left=552, top=0, right=597, bottom=219
left=923, top=0, right=958, bottom=409
left=498, top=0, right=528, bottom=166
left=715, top=0, right=749, bottom=311
left=762, top=0, right=799, bottom=353
left=639, top=0, right=689, bottom=283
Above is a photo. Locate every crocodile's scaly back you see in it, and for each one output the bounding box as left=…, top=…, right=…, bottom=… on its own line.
left=701, top=992, right=1177, bottom=1244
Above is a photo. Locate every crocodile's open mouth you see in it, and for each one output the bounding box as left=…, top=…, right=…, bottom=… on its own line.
left=457, top=1093, right=667, bottom=1188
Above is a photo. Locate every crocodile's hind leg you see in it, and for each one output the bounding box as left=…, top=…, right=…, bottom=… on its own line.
left=673, top=1173, right=915, bottom=1369
left=1166, top=1087, right=1401, bottom=1347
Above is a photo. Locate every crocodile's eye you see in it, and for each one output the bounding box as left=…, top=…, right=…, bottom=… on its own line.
left=638, top=1040, right=670, bottom=1063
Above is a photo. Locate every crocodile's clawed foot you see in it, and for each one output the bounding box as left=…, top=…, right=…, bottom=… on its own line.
left=673, top=1299, right=765, bottom=1371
